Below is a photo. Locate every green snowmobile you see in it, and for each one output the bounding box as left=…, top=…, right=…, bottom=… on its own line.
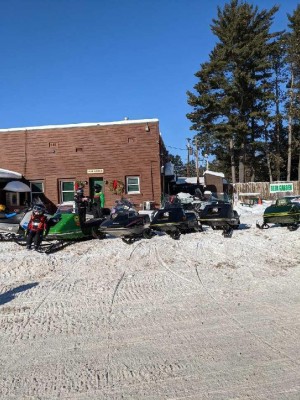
left=6, top=192, right=108, bottom=253
left=38, top=196, right=108, bottom=252
left=256, top=196, right=300, bottom=231
left=45, top=201, right=106, bottom=240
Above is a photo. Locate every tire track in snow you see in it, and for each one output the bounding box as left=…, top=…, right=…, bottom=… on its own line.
left=194, top=263, right=300, bottom=370
left=173, top=240, right=300, bottom=371
left=6, top=242, right=98, bottom=370
left=153, top=243, right=196, bottom=286
left=105, top=240, right=147, bottom=390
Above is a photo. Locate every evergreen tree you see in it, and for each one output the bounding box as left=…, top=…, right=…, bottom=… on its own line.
left=252, top=38, right=287, bottom=183
left=285, top=5, right=300, bottom=180
left=167, top=154, right=186, bottom=177
left=267, top=38, right=288, bottom=181
left=187, top=0, right=280, bottom=183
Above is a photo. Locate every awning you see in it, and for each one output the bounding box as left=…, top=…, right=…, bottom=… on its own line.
left=3, top=181, right=31, bottom=192
left=0, top=168, right=22, bottom=179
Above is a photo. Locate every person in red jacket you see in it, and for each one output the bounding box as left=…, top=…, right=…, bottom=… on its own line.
left=26, top=205, right=47, bottom=251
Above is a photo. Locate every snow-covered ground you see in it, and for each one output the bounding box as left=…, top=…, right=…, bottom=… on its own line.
left=0, top=203, right=300, bottom=399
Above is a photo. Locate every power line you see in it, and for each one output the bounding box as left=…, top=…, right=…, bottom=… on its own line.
left=166, top=145, right=186, bottom=151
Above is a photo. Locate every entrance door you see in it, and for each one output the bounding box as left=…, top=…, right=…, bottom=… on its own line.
left=89, top=177, right=104, bottom=198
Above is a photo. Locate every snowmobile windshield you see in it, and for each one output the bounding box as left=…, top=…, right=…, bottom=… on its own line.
left=283, top=196, right=300, bottom=204
left=204, top=193, right=231, bottom=203
left=112, top=199, right=137, bottom=214
left=57, top=202, right=75, bottom=214
left=116, top=199, right=133, bottom=208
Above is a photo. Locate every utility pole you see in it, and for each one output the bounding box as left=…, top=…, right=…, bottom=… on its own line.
left=204, top=154, right=209, bottom=171
left=186, top=138, right=191, bottom=177
left=194, top=138, right=199, bottom=184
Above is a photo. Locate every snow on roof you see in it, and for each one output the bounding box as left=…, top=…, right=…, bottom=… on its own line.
left=203, top=170, right=225, bottom=178
left=0, top=168, right=22, bottom=179
left=239, top=192, right=261, bottom=196
left=176, top=177, right=205, bottom=185
left=0, top=118, right=159, bottom=133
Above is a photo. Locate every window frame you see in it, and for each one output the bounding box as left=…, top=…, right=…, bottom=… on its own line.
left=59, top=180, right=75, bottom=203
left=30, top=181, right=44, bottom=203
left=126, top=176, right=140, bottom=194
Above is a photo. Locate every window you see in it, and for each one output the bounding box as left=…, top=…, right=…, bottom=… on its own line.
left=126, top=176, right=140, bottom=194
left=30, top=181, right=44, bottom=202
left=60, top=180, right=75, bottom=202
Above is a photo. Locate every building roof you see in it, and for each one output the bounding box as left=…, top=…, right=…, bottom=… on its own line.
left=0, top=118, right=159, bottom=133
left=176, top=177, right=205, bottom=185
left=0, top=168, right=22, bottom=179
left=203, top=170, right=225, bottom=178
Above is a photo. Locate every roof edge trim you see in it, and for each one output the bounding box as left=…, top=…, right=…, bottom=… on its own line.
left=0, top=118, right=159, bottom=132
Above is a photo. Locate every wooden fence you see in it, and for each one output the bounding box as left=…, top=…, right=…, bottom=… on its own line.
left=234, top=181, right=300, bottom=200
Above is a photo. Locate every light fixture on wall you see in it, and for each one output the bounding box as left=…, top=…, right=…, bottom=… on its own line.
left=145, top=123, right=150, bottom=132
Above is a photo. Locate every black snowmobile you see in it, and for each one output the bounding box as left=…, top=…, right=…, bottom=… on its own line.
left=99, top=199, right=153, bottom=244
left=150, top=197, right=201, bottom=240
left=256, top=196, right=300, bottom=231
left=196, top=201, right=240, bottom=238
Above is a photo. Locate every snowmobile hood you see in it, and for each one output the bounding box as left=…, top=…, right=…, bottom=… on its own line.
left=151, top=207, right=187, bottom=226
left=263, top=202, right=300, bottom=224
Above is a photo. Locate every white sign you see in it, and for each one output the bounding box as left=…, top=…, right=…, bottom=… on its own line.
left=87, top=169, right=104, bottom=174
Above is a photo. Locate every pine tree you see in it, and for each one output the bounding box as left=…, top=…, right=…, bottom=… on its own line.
left=285, top=5, right=300, bottom=181
left=167, top=154, right=186, bottom=177
left=187, top=0, right=280, bottom=183
left=268, top=39, right=288, bottom=181
left=254, top=38, right=287, bottom=183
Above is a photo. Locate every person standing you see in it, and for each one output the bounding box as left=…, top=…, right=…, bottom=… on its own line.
left=92, top=184, right=105, bottom=218
left=26, top=205, right=47, bottom=250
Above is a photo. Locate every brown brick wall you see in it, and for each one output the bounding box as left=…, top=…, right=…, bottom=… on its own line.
left=0, top=120, right=162, bottom=209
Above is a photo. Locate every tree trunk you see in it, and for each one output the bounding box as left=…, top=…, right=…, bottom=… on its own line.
left=275, top=73, right=281, bottom=181
left=287, top=71, right=294, bottom=182
left=263, top=124, right=273, bottom=182
left=238, top=143, right=245, bottom=183
left=287, top=114, right=292, bottom=181
left=266, top=150, right=273, bottom=183
left=229, top=138, right=236, bottom=184
left=275, top=114, right=281, bottom=181
left=250, top=117, right=255, bottom=182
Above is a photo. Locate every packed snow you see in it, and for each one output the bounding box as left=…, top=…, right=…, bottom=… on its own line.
left=0, top=202, right=299, bottom=399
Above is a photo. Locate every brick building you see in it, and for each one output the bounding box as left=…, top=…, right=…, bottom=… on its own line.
left=0, top=118, right=164, bottom=211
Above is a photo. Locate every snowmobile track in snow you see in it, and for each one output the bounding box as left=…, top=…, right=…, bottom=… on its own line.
left=1, top=208, right=300, bottom=399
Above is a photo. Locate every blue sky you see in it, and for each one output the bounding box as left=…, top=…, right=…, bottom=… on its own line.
left=0, top=0, right=296, bottom=164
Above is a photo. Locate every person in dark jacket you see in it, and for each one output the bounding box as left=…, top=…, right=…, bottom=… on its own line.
left=92, top=184, right=105, bottom=218
left=26, top=205, right=47, bottom=250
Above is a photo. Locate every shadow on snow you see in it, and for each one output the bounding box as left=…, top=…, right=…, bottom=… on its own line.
left=0, top=282, right=38, bottom=306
